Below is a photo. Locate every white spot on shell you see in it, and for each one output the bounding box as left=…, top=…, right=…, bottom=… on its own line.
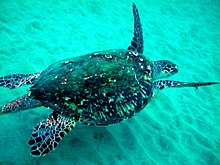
left=134, top=74, right=139, bottom=84
left=64, top=97, right=71, bottom=101
left=80, top=100, right=84, bottom=105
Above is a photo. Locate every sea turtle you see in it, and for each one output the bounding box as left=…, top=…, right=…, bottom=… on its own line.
left=0, top=3, right=218, bottom=157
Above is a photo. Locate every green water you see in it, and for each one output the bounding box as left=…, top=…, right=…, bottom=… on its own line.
left=0, top=0, right=220, bottom=164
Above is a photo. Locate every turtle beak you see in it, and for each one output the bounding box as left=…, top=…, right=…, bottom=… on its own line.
left=172, top=65, right=178, bottom=74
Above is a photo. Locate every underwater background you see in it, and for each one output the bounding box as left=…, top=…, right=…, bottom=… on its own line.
left=0, top=0, right=220, bottom=164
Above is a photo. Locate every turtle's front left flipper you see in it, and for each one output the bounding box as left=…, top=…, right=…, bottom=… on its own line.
left=128, top=3, right=143, bottom=54
left=1, top=94, right=42, bottom=115
left=0, top=73, right=40, bottom=89
left=28, top=111, right=77, bottom=156
left=153, top=80, right=219, bottom=92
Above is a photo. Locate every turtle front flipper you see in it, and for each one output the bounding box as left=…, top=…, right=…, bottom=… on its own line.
left=153, top=80, right=219, bottom=92
left=128, top=3, right=143, bottom=54
left=0, top=73, right=40, bottom=89
left=1, top=94, right=42, bottom=115
left=28, top=111, right=77, bottom=156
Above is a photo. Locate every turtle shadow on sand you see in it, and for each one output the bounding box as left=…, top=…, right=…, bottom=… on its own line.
left=33, top=124, right=133, bottom=164
left=0, top=3, right=219, bottom=157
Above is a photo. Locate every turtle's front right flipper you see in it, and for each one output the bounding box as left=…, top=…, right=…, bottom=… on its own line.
left=153, top=80, right=219, bottom=92
left=0, top=73, right=40, bottom=89
left=28, top=111, right=77, bottom=156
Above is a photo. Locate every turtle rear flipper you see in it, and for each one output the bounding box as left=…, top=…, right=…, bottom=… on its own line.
left=1, top=94, right=42, bottom=115
left=28, top=111, right=77, bottom=156
left=153, top=80, right=219, bottom=92
left=0, top=73, right=40, bottom=89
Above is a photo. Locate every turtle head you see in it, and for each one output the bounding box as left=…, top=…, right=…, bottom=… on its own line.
left=150, top=60, right=178, bottom=80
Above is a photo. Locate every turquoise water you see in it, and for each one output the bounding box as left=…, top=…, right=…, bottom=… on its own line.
left=0, top=0, right=220, bottom=164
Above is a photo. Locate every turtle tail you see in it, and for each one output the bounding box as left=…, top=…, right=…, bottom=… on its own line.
left=1, top=94, right=42, bottom=115
left=0, top=73, right=40, bottom=89
left=153, top=80, right=219, bottom=92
